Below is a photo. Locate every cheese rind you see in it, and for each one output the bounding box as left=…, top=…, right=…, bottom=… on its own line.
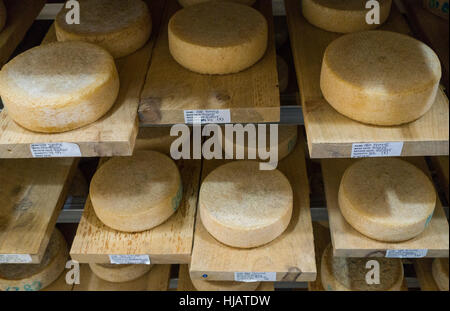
left=0, top=41, right=119, bottom=133
left=168, top=1, right=268, bottom=74
left=178, top=0, right=256, bottom=7
left=320, top=31, right=441, bottom=126
left=90, top=151, right=182, bottom=232
left=0, top=229, right=68, bottom=291
left=135, top=127, right=177, bottom=155
left=338, top=158, right=436, bottom=242
left=191, top=277, right=260, bottom=291
left=199, top=161, right=293, bottom=248
left=89, top=263, right=152, bottom=283
left=0, top=0, right=6, bottom=32
left=55, top=0, right=152, bottom=58
left=432, top=258, right=449, bottom=291
left=302, top=0, right=392, bottom=33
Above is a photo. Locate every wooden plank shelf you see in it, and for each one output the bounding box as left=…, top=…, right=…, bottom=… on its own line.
left=0, top=0, right=166, bottom=159
left=138, top=0, right=281, bottom=125
left=322, top=157, right=450, bottom=258
left=285, top=0, right=449, bottom=158
left=189, top=131, right=316, bottom=282
left=70, top=157, right=202, bottom=264
left=413, top=258, right=441, bottom=291
left=431, top=156, right=449, bottom=202
left=0, top=157, right=77, bottom=264
left=0, top=0, right=46, bottom=67
left=177, top=265, right=274, bottom=291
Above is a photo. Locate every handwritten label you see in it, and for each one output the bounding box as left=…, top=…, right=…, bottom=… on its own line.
left=0, top=254, right=32, bottom=264
left=109, top=255, right=151, bottom=265
left=351, top=142, right=403, bottom=158
left=30, top=143, right=81, bottom=158
left=385, top=249, right=428, bottom=258
left=184, top=109, right=231, bottom=124
left=234, top=272, right=276, bottom=282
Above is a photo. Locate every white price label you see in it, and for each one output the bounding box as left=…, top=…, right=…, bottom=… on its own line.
left=0, top=254, right=32, bottom=264
left=30, top=143, right=81, bottom=158
left=234, top=272, right=276, bottom=282
left=109, top=255, right=151, bottom=265
left=351, top=142, right=404, bottom=158
left=385, top=249, right=428, bottom=258
left=184, top=109, right=231, bottom=124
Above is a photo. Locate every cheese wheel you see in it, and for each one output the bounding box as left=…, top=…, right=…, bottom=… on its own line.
left=199, top=161, right=293, bottom=248
left=222, top=125, right=297, bottom=161
left=0, top=41, right=119, bottom=133
left=0, top=229, right=68, bottom=291
left=191, top=278, right=260, bottom=291
left=432, top=258, right=449, bottom=291
left=338, top=158, right=436, bottom=242
left=0, top=0, right=6, bottom=33
left=135, top=127, right=177, bottom=155
left=168, top=1, right=268, bottom=74
left=178, top=0, right=256, bottom=7
left=302, top=0, right=392, bottom=33
left=321, top=31, right=441, bottom=126
left=55, top=0, right=152, bottom=58
left=89, top=263, right=152, bottom=283
left=90, top=151, right=183, bottom=232
left=321, top=244, right=404, bottom=291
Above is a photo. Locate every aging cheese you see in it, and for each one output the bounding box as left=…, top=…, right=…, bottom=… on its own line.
left=321, top=31, right=441, bottom=126
left=432, top=258, right=449, bottom=291
left=168, top=1, right=268, bottom=74
left=55, top=0, right=152, bottom=58
left=321, top=244, right=404, bottom=291
left=199, top=161, right=293, bottom=248
left=0, top=0, right=6, bottom=33
left=191, top=278, right=260, bottom=291
left=178, top=0, right=256, bottom=7
left=135, top=127, right=177, bottom=155
left=90, top=151, right=183, bottom=232
left=0, top=229, right=68, bottom=291
left=302, top=0, right=392, bottom=33
left=0, top=41, right=119, bottom=133
left=338, top=158, right=436, bottom=242
left=89, top=263, right=152, bottom=283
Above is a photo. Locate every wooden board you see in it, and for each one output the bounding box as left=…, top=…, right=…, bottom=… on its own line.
left=0, top=0, right=166, bottom=159
left=177, top=265, right=274, bottom=291
left=323, top=157, right=450, bottom=258
left=0, top=0, right=46, bottom=67
left=70, top=158, right=202, bottom=264
left=73, top=264, right=171, bottom=291
left=0, top=158, right=77, bottom=263
left=138, top=0, right=280, bottom=125
left=431, top=156, right=449, bottom=202
left=285, top=0, right=449, bottom=158
left=189, top=131, right=316, bottom=282
left=413, top=259, right=441, bottom=291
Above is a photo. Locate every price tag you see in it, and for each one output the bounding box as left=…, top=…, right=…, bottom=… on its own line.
left=234, top=272, right=276, bottom=282
left=385, top=249, right=428, bottom=258
left=184, top=109, right=231, bottom=124
left=30, top=143, right=81, bottom=158
left=109, top=255, right=151, bottom=265
left=351, top=142, right=403, bottom=158
left=0, top=254, right=32, bottom=264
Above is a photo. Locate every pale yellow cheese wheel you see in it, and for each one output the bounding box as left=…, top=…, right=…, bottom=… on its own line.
left=135, top=127, right=177, bottom=155
left=168, top=1, right=268, bottom=74
left=90, top=151, right=183, bottom=232
left=432, top=258, right=449, bottom=291
left=321, top=244, right=404, bottom=291
left=199, top=161, right=293, bottom=248
left=0, top=41, right=119, bottom=133
left=178, top=0, right=256, bottom=7
left=55, top=0, right=152, bottom=58
left=0, top=229, right=68, bottom=291
left=89, top=263, right=152, bottom=283
left=302, top=0, right=392, bottom=33
left=191, top=278, right=260, bottom=291
left=0, top=0, right=6, bottom=33
left=338, top=158, right=436, bottom=242
left=320, top=31, right=441, bottom=125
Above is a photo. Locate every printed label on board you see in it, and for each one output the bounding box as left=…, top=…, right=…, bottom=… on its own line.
left=0, top=254, right=33, bottom=264
left=351, top=142, right=404, bottom=158
left=109, top=255, right=151, bottom=265
left=184, top=109, right=231, bottom=124
left=234, top=272, right=277, bottom=282
left=385, top=249, right=428, bottom=258
left=30, top=143, right=81, bottom=158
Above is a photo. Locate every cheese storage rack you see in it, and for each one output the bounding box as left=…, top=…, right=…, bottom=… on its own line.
left=0, top=0, right=448, bottom=292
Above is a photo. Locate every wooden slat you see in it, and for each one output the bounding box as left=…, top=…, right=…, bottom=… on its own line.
left=413, top=259, right=441, bottom=291
left=285, top=0, right=449, bottom=158
left=138, top=0, right=280, bottom=125
left=431, top=156, right=449, bottom=202
left=323, top=157, right=450, bottom=258
left=0, top=0, right=166, bottom=158
left=0, top=158, right=77, bottom=263
left=189, top=131, right=316, bottom=282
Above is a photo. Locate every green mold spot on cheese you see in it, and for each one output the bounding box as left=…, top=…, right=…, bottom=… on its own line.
left=172, top=181, right=183, bottom=212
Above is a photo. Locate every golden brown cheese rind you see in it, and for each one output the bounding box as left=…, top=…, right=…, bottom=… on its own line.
left=89, top=263, right=152, bottom=283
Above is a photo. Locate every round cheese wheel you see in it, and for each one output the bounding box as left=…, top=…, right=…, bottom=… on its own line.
left=222, top=125, right=297, bottom=161
left=338, top=158, right=436, bottom=242
left=0, top=0, right=6, bottom=33
left=90, top=151, right=183, bottom=232
left=179, top=0, right=256, bottom=7
left=0, top=229, right=68, bottom=291
left=199, top=161, right=293, bottom=248
left=320, top=30, right=441, bottom=126
left=302, top=0, right=392, bottom=33
left=135, top=127, right=177, bottom=155
left=55, top=0, right=152, bottom=58
left=0, top=41, right=119, bottom=133
left=168, top=1, right=268, bottom=74
left=321, top=244, right=404, bottom=291
left=191, top=278, right=260, bottom=291
left=89, top=263, right=152, bottom=283
left=432, top=258, right=449, bottom=291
